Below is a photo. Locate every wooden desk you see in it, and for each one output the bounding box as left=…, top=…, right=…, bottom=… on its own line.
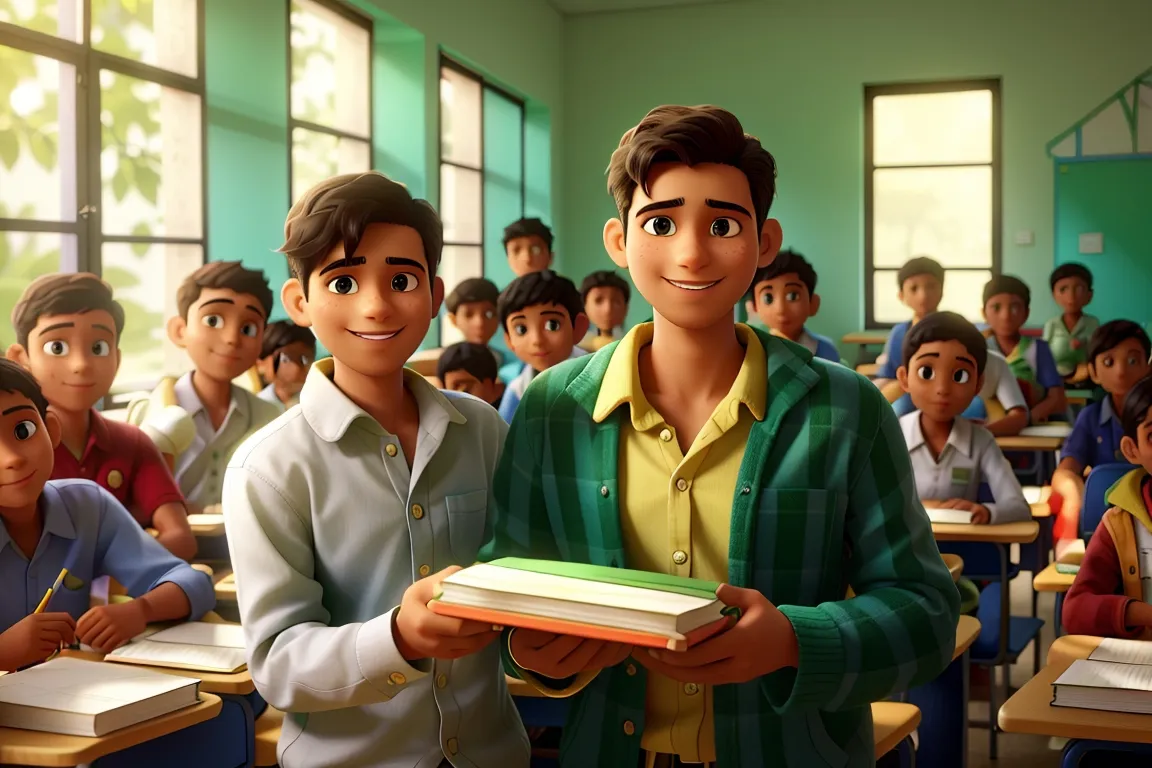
left=1033, top=563, right=1076, bottom=593
left=254, top=707, right=284, bottom=766
left=995, top=435, right=1065, bottom=452
left=856, top=363, right=879, bottom=377
left=842, top=332, right=888, bottom=347
left=1066, top=389, right=1093, bottom=407
left=215, top=571, right=237, bottom=602
left=0, top=693, right=222, bottom=767
left=871, top=702, right=921, bottom=759
left=406, top=348, right=441, bottom=377
left=1046, top=635, right=1102, bottom=666
left=941, top=553, right=963, bottom=582
left=953, top=615, right=980, bottom=661
left=931, top=520, right=1038, bottom=544
left=188, top=515, right=226, bottom=537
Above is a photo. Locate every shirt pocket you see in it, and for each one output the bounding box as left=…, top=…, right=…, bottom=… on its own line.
left=753, top=488, right=847, bottom=604
left=446, top=489, right=489, bottom=563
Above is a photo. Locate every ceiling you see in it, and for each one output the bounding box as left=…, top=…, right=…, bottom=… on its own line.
left=546, top=0, right=735, bottom=15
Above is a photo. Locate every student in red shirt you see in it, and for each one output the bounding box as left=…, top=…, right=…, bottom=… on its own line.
left=6, top=273, right=196, bottom=560
left=1062, top=373, right=1152, bottom=639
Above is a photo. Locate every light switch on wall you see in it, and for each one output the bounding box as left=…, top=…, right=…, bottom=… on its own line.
left=1079, top=233, right=1104, bottom=254
left=1015, top=230, right=1034, bottom=246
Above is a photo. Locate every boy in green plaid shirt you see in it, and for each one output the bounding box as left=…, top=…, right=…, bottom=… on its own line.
left=479, top=105, right=959, bottom=768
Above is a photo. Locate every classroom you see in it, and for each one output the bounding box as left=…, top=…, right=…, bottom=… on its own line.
left=1, top=0, right=1152, bottom=766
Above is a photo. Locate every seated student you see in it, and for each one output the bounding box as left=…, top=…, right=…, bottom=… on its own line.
left=1044, top=262, right=1099, bottom=383
left=127, top=261, right=281, bottom=512
left=0, top=360, right=214, bottom=670
left=744, top=248, right=839, bottom=362
left=897, top=312, right=1032, bottom=526
left=7, top=273, right=196, bottom=560
left=1062, top=373, right=1152, bottom=641
left=255, top=320, right=315, bottom=411
left=1052, top=321, right=1152, bottom=546
left=872, top=255, right=945, bottom=397
left=437, top=342, right=504, bottom=408
left=982, top=274, right=1067, bottom=423
left=503, top=217, right=555, bottom=277
left=579, top=270, right=630, bottom=353
left=497, top=270, right=589, bottom=422
left=446, top=276, right=501, bottom=354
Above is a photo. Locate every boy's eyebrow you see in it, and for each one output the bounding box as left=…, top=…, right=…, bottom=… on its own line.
left=93, top=324, right=115, bottom=334
left=912, top=352, right=940, bottom=360
left=784, top=281, right=803, bottom=289
left=1, top=404, right=34, bottom=416
left=540, top=310, right=565, bottom=317
left=706, top=199, right=753, bottom=218
left=36, top=322, right=75, bottom=336
left=199, top=298, right=235, bottom=309
left=385, top=257, right=426, bottom=273
left=634, top=198, right=685, bottom=217
left=245, top=305, right=266, bottom=319
left=509, top=313, right=527, bottom=323
left=318, top=256, right=367, bottom=276
left=956, top=356, right=976, bottom=366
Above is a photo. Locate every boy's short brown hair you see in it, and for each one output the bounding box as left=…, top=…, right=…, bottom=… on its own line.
left=0, top=358, right=49, bottom=417
left=11, top=272, right=126, bottom=349
left=606, top=105, right=777, bottom=235
left=176, top=261, right=274, bottom=321
left=279, top=171, right=443, bottom=294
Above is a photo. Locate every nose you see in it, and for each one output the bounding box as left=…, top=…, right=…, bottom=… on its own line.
left=360, top=287, right=392, bottom=322
left=70, top=353, right=92, bottom=373
left=672, top=228, right=711, bottom=271
left=0, top=443, right=27, bottom=472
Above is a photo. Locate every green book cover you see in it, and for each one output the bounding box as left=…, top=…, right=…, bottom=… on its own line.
left=1055, top=563, right=1081, bottom=575
left=489, top=557, right=721, bottom=601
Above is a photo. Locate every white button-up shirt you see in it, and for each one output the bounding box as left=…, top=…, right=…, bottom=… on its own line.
left=173, top=373, right=280, bottom=507
left=979, top=351, right=1028, bottom=413
left=223, top=360, right=528, bottom=768
left=900, top=411, right=1031, bottom=524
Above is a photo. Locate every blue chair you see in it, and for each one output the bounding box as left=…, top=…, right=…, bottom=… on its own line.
left=92, top=694, right=257, bottom=768
left=1080, top=462, right=1134, bottom=541
left=1062, top=739, right=1152, bottom=767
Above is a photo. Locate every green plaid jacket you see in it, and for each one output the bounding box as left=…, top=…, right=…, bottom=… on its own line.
left=479, top=326, right=960, bottom=768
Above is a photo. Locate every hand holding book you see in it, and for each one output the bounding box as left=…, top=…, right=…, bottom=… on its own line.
left=395, top=565, right=502, bottom=661
left=509, top=629, right=632, bottom=680
left=935, top=498, right=991, bottom=525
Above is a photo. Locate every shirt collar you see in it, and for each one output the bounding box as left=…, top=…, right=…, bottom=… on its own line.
left=173, top=371, right=249, bottom=421
left=300, top=357, right=467, bottom=443
left=0, top=484, right=78, bottom=555
left=87, top=409, right=113, bottom=452
left=592, top=322, right=767, bottom=428
left=903, top=413, right=974, bottom=458
left=1101, top=396, right=1118, bottom=426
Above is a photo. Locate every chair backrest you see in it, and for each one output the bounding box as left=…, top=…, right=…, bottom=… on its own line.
left=1082, top=462, right=1135, bottom=540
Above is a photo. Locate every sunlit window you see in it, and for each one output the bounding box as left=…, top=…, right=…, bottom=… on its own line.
left=0, top=0, right=206, bottom=389
left=865, top=81, right=1001, bottom=326
left=289, top=0, right=372, bottom=205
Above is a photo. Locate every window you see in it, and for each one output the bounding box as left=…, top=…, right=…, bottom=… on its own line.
left=438, top=56, right=525, bottom=345
left=288, top=0, right=371, bottom=206
left=0, top=0, right=206, bottom=388
left=864, top=79, right=1001, bottom=327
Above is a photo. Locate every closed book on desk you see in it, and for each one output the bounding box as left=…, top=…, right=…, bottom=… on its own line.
left=429, top=558, right=735, bottom=651
left=1058, top=539, right=1086, bottom=565
left=106, top=622, right=248, bottom=674
left=1051, top=659, right=1152, bottom=714
left=924, top=508, right=974, bottom=525
left=1054, top=562, right=1081, bottom=575
left=0, top=657, right=199, bottom=737
left=1020, top=424, right=1073, bottom=438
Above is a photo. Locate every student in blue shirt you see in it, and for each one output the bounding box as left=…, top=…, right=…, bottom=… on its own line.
left=744, top=248, right=840, bottom=362
left=1052, top=320, right=1152, bottom=552
left=873, top=256, right=945, bottom=401
left=0, top=359, right=214, bottom=671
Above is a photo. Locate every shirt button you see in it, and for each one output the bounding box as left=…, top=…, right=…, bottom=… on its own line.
left=1097, top=436, right=1103, bottom=444
left=623, top=720, right=635, bottom=736
left=600, top=485, right=609, bottom=497
left=436, top=674, right=448, bottom=688
left=675, top=478, right=688, bottom=492
left=672, top=550, right=688, bottom=565
left=419, top=564, right=431, bottom=577
left=625, top=663, right=637, bottom=676
left=385, top=443, right=398, bottom=457
left=684, top=682, right=699, bottom=695
left=388, top=672, right=407, bottom=685
left=446, top=737, right=459, bottom=755
left=659, top=428, right=672, bottom=442
left=411, top=504, right=424, bottom=520
left=107, top=470, right=123, bottom=489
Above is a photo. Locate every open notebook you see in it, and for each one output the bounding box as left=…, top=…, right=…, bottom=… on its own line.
left=106, top=622, right=248, bottom=674
left=0, top=657, right=198, bottom=737
left=1019, top=424, right=1073, bottom=439
left=429, top=558, right=736, bottom=651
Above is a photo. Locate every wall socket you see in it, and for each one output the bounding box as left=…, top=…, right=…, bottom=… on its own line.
left=1014, top=230, right=1034, bottom=246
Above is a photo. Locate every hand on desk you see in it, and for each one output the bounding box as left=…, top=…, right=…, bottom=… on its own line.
left=509, top=629, right=632, bottom=679
left=938, top=498, right=991, bottom=525
left=638, top=583, right=798, bottom=686
left=77, top=600, right=147, bottom=652
left=395, top=565, right=500, bottom=662
left=1124, top=601, right=1152, bottom=629
left=0, top=613, right=76, bottom=671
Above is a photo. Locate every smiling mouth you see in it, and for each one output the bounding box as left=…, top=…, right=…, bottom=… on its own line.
left=349, top=329, right=403, bottom=341
left=212, top=351, right=242, bottom=361
left=664, top=278, right=722, bottom=291
left=63, top=382, right=95, bottom=388
left=2, top=471, right=35, bottom=488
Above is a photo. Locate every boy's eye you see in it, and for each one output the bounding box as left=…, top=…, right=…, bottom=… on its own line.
left=530, top=245, right=542, bottom=256
left=544, top=319, right=561, bottom=332
left=1102, top=357, right=1115, bottom=368
left=241, top=322, right=259, bottom=338
left=641, top=216, right=676, bottom=237
left=760, top=292, right=773, bottom=305
left=391, top=272, right=419, bottom=293
left=953, top=369, right=971, bottom=384
left=917, top=365, right=935, bottom=381
left=91, top=340, right=111, bottom=357
left=785, top=291, right=800, bottom=302
left=42, top=340, right=69, bottom=356
left=14, top=419, right=37, bottom=440
left=1128, top=356, right=1143, bottom=367
left=327, top=276, right=358, bottom=295
left=710, top=217, right=741, bottom=238
left=513, top=323, right=528, bottom=336
left=484, top=309, right=494, bottom=319
left=201, top=314, right=224, bottom=329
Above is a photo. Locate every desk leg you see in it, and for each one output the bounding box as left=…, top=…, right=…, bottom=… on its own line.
left=1053, top=592, right=1064, bottom=637
left=908, top=649, right=969, bottom=768
left=988, top=543, right=1010, bottom=761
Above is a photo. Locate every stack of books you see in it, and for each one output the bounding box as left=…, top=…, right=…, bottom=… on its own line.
left=1051, top=638, right=1152, bottom=714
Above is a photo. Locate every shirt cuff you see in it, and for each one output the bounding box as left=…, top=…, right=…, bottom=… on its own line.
left=155, top=565, right=216, bottom=621
left=354, top=608, right=430, bottom=694
left=762, top=605, right=846, bottom=713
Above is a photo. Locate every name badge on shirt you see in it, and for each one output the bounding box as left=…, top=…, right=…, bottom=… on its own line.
left=951, top=467, right=972, bottom=484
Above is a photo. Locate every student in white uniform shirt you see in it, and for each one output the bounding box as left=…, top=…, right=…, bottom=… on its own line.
left=223, top=172, right=529, bottom=768
left=255, top=320, right=315, bottom=411
left=896, top=312, right=1031, bottom=526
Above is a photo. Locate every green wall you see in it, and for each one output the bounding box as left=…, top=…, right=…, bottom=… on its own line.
left=1055, top=157, right=1152, bottom=325
left=560, top=0, right=1152, bottom=348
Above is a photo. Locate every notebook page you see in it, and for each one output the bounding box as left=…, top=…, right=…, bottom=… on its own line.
left=1056, top=659, right=1152, bottom=692
left=1020, top=424, right=1072, bottom=438
left=0, top=657, right=194, bottom=714
left=924, top=508, right=974, bottom=525
left=145, top=622, right=246, bottom=649
left=107, top=639, right=247, bottom=672
left=186, top=513, right=225, bottom=527
left=1021, top=486, right=1044, bottom=504
left=1089, top=638, right=1152, bottom=666
left=444, top=563, right=716, bottom=616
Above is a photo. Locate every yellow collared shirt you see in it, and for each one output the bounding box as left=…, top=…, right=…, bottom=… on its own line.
left=593, top=322, right=767, bottom=763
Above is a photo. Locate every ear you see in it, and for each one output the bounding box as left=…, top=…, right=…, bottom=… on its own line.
left=44, top=408, right=62, bottom=450
left=603, top=218, right=627, bottom=269
left=981, top=306, right=988, bottom=321
left=447, top=312, right=459, bottom=330
left=114, top=346, right=122, bottom=376
left=757, top=218, right=782, bottom=268
left=281, top=278, right=311, bottom=327
left=503, top=330, right=513, bottom=348
left=896, top=365, right=911, bottom=393
left=1088, top=362, right=1101, bottom=385
left=5, top=343, right=29, bottom=368
left=573, top=312, right=590, bottom=343
left=975, top=373, right=986, bottom=394
left=166, top=316, right=188, bottom=348
left=744, top=298, right=756, bottom=316
left=1120, top=435, right=1141, bottom=465
left=809, top=293, right=821, bottom=317
left=493, top=380, right=505, bottom=400
left=430, top=276, right=445, bottom=317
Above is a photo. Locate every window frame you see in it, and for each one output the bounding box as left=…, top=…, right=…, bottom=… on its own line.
left=862, top=77, right=1002, bottom=329
left=285, top=0, right=374, bottom=208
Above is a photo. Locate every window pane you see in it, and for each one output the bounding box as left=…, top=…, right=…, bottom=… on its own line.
left=872, top=268, right=991, bottom=325
left=91, top=0, right=199, bottom=78
left=872, top=90, right=992, bottom=166
left=0, top=0, right=82, bottom=41
left=440, top=67, right=481, bottom=167
left=0, top=47, right=77, bottom=221
left=99, top=70, right=203, bottom=238
left=440, top=164, right=481, bottom=244
left=872, top=166, right=992, bottom=269
left=290, top=0, right=370, bottom=136
left=291, top=128, right=370, bottom=204
left=102, top=242, right=203, bottom=387
left=0, top=230, right=74, bottom=349
left=438, top=245, right=483, bottom=345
